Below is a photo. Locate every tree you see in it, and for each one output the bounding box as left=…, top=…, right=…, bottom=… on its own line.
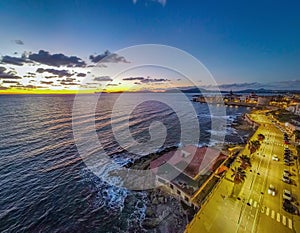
left=231, top=167, right=247, bottom=184
left=258, top=133, right=265, bottom=141
left=238, top=155, right=251, bottom=169
left=248, top=140, right=261, bottom=154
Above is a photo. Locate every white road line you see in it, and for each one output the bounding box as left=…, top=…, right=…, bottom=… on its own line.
left=282, top=215, right=286, bottom=226
left=271, top=210, right=275, bottom=219
left=288, top=219, right=293, bottom=229
left=253, top=201, right=257, bottom=208
left=276, top=213, right=280, bottom=222
left=266, top=208, right=270, bottom=216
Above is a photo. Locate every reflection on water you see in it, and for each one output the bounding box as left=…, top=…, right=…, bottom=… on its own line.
left=0, top=94, right=249, bottom=232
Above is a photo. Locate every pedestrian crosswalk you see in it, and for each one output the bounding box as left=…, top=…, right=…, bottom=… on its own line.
left=261, top=206, right=293, bottom=229
left=247, top=198, right=293, bottom=230
left=271, top=209, right=275, bottom=219
left=282, top=215, right=286, bottom=225
left=273, top=142, right=286, bottom=147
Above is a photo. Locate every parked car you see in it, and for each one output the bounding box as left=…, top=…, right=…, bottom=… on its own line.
left=282, top=175, right=291, bottom=184
left=283, top=169, right=290, bottom=176
left=284, top=159, right=291, bottom=164
left=272, top=155, right=279, bottom=161
left=283, top=200, right=299, bottom=215
left=268, top=185, right=276, bottom=196
left=283, top=189, right=292, bottom=201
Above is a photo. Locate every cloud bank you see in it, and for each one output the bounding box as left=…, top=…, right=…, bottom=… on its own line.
left=0, top=66, right=21, bottom=79
left=133, top=0, right=166, bottom=6
left=36, top=68, right=73, bottom=77
left=123, top=76, right=169, bottom=83
left=89, top=50, right=130, bottom=63
left=29, top=50, right=86, bottom=67
left=93, top=76, right=113, bottom=82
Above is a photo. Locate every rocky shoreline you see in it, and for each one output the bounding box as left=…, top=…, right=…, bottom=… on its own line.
left=127, top=113, right=255, bottom=233
left=126, top=146, right=178, bottom=170
left=142, top=188, right=194, bottom=233
left=232, top=114, right=256, bottom=141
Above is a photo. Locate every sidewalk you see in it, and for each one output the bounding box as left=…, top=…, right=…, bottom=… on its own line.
left=185, top=110, right=300, bottom=233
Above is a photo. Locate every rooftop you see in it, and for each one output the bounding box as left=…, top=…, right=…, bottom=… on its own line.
left=150, top=145, right=227, bottom=180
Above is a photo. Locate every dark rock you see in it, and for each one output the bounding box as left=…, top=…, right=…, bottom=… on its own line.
left=152, top=197, right=159, bottom=205
left=146, top=207, right=155, bottom=218
left=158, top=197, right=164, bottom=204
left=142, top=218, right=160, bottom=229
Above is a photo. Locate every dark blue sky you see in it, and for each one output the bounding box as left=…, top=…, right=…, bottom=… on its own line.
left=1, top=0, right=300, bottom=84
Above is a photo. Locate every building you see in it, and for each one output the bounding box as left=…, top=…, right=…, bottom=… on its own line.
left=285, top=120, right=300, bottom=134
left=150, top=145, right=227, bottom=208
left=285, top=102, right=300, bottom=116
left=257, top=96, right=271, bottom=106
left=286, top=105, right=296, bottom=113
left=223, top=90, right=241, bottom=103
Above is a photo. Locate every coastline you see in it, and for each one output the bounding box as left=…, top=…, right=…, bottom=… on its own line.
left=126, top=112, right=256, bottom=232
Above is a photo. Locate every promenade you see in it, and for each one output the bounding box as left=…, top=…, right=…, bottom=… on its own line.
left=185, top=111, right=300, bottom=233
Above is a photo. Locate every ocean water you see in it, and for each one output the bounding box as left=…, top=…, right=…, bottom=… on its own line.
left=0, top=93, right=249, bottom=232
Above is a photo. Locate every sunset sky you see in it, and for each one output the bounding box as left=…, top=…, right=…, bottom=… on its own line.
left=1, top=0, right=300, bottom=93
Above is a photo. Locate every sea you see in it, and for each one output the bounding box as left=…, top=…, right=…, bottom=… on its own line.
left=0, top=93, right=250, bottom=232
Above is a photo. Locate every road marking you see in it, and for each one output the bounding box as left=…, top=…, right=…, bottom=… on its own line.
left=282, top=216, right=286, bottom=225
left=253, top=201, right=257, bottom=208
left=271, top=210, right=275, bottom=219
left=276, top=213, right=280, bottom=222
left=288, top=218, right=293, bottom=229
left=266, top=208, right=270, bottom=216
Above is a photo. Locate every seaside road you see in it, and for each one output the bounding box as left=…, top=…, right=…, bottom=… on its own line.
left=237, top=113, right=299, bottom=233
left=185, top=111, right=300, bottom=233
left=186, top=117, right=270, bottom=233
left=234, top=124, right=274, bottom=233
left=255, top=117, right=299, bottom=233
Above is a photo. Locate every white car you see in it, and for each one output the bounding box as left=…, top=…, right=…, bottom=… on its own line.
left=283, top=189, right=292, bottom=201
left=272, top=155, right=279, bottom=161
left=268, top=185, right=276, bottom=196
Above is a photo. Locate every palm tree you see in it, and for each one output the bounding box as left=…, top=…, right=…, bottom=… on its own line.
left=248, top=140, right=261, bottom=154
left=258, top=133, right=265, bottom=141
left=231, top=167, right=247, bottom=184
left=238, top=155, right=251, bottom=169
left=230, top=167, right=247, bottom=197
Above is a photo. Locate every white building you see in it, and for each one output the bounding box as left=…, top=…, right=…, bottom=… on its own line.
left=286, top=103, right=300, bottom=115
